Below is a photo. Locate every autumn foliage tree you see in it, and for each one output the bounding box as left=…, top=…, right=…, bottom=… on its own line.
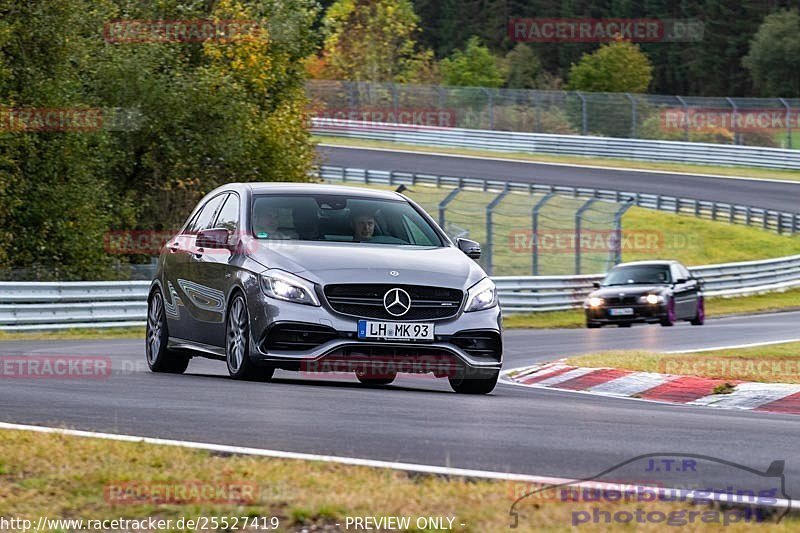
left=0, top=0, right=318, bottom=279
left=319, top=0, right=433, bottom=82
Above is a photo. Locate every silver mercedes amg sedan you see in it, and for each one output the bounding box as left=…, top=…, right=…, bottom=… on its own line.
left=146, top=183, right=502, bottom=393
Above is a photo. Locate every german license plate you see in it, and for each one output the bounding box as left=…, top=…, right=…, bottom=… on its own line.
left=358, top=320, right=434, bottom=340
left=609, top=308, right=634, bottom=316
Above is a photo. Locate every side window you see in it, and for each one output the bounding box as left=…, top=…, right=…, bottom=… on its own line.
left=185, top=194, right=226, bottom=235
left=214, top=193, right=240, bottom=233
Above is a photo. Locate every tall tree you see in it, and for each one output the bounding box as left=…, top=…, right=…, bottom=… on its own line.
left=440, top=36, right=506, bottom=87
left=743, top=8, right=800, bottom=97
left=567, top=40, right=653, bottom=93
left=320, top=0, right=433, bottom=82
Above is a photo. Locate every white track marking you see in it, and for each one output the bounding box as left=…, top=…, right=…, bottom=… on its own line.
left=319, top=144, right=800, bottom=186
left=690, top=383, right=800, bottom=410
left=0, top=421, right=791, bottom=512
left=532, top=367, right=595, bottom=387
left=587, top=372, right=674, bottom=396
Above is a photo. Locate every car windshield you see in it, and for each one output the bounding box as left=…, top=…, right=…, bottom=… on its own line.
left=250, top=194, right=443, bottom=246
left=603, top=265, right=672, bottom=286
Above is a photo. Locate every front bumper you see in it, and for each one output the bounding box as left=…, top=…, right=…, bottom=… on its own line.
left=245, top=285, right=503, bottom=373
left=585, top=303, right=668, bottom=324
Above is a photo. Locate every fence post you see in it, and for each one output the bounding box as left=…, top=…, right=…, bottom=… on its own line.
left=626, top=93, right=637, bottom=138
left=574, top=198, right=598, bottom=275
left=727, top=97, right=739, bottom=145
left=485, top=184, right=509, bottom=275
left=577, top=91, right=588, bottom=135
left=482, top=88, right=495, bottom=130
left=676, top=95, right=689, bottom=141
left=438, top=184, right=462, bottom=229
left=780, top=98, right=792, bottom=149
left=390, top=83, right=399, bottom=121
left=612, top=200, right=635, bottom=266
left=531, top=193, right=555, bottom=275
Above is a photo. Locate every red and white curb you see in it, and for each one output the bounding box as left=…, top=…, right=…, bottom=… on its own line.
left=502, top=361, right=800, bottom=415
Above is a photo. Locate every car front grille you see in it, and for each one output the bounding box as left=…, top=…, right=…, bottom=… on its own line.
left=604, top=296, right=639, bottom=305
left=323, top=284, right=464, bottom=320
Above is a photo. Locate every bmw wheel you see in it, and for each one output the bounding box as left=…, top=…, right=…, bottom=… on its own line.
left=660, top=297, right=677, bottom=327
left=226, top=293, right=274, bottom=381
left=145, top=290, right=190, bottom=374
left=691, top=296, right=705, bottom=326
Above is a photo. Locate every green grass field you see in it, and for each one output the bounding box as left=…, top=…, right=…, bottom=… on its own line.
left=2, top=428, right=797, bottom=532
left=565, top=341, right=800, bottom=384
left=341, top=180, right=800, bottom=275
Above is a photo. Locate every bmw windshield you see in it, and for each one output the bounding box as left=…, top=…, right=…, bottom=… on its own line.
left=602, top=265, right=672, bottom=286
left=250, top=194, right=444, bottom=246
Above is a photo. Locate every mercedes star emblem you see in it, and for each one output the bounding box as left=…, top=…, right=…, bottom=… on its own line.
left=383, top=288, right=411, bottom=317
left=389, top=270, right=399, bottom=277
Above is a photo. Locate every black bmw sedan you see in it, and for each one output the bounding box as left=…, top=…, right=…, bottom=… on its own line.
left=584, top=260, right=705, bottom=328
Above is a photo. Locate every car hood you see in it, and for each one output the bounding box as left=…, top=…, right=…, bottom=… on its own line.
left=248, top=240, right=487, bottom=288
left=590, top=285, right=671, bottom=298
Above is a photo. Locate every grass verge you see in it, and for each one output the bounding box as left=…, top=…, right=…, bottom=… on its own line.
left=315, top=135, right=800, bottom=183
left=0, top=327, right=145, bottom=341
left=564, top=341, right=800, bottom=385
left=0, top=429, right=795, bottom=531
left=502, top=288, right=800, bottom=329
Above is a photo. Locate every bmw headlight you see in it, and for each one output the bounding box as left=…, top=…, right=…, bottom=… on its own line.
left=587, top=297, right=604, bottom=308
left=639, top=294, right=664, bottom=305
left=465, top=278, right=498, bottom=312
left=260, top=269, right=320, bottom=306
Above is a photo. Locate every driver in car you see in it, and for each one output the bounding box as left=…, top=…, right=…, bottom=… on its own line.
left=350, top=209, right=376, bottom=242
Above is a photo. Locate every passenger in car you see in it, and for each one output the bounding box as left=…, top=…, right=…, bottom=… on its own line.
left=253, top=206, right=299, bottom=239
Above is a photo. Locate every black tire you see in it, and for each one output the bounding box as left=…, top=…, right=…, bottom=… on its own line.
left=355, top=370, right=397, bottom=386
left=690, top=296, right=705, bottom=326
left=618, top=322, right=632, bottom=328
left=145, top=290, right=190, bottom=374
left=449, top=369, right=499, bottom=395
left=660, top=298, right=676, bottom=327
left=586, top=320, right=601, bottom=329
left=226, top=293, right=274, bottom=381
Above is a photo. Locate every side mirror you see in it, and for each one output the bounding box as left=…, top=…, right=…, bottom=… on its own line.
left=592, top=281, right=601, bottom=289
left=196, top=228, right=230, bottom=249
left=675, top=278, right=688, bottom=285
left=457, top=238, right=481, bottom=260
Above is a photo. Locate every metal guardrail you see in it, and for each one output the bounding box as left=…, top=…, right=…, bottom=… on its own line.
left=0, top=281, right=149, bottom=331
left=318, top=165, right=800, bottom=235
left=312, top=117, right=800, bottom=171
left=2, top=255, right=799, bottom=329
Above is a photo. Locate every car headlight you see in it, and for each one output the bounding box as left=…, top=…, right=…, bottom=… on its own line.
left=587, top=297, right=604, bottom=308
left=639, top=294, right=664, bottom=305
left=465, top=278, right=498, bottom=312
left=260, top=269, right=320, bottom=306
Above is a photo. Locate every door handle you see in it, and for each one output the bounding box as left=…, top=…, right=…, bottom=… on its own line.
left=166, top=243, right=180, bottom=253
left=194, top=248, right=204, bottom=258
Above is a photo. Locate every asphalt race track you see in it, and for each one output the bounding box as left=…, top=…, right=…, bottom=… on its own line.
left=3, top=151, right=800, bottom=503
left=318, top=145, right=800, bottom=213
left=2, top=312, right=800, bottom=495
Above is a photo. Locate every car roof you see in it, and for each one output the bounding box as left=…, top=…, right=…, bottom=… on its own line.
left=244, top=182, right=403, bottom=200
